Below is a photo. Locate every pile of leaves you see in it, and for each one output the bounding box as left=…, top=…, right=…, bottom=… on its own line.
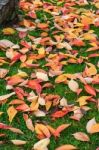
left=0, top=0, right=99, bottom=149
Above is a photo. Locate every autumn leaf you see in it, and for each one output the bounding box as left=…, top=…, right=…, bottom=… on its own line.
left=28, top=80, right=42, bottom=94
left=33, top=138, right=50, bottom=150
left=0, top=92, right=15, bottom=101
left=23, top=114, right=34, bottom=132
left=73, top=132, right=90, bottom=141
left=68, top=79, right=79, bottom=92
left=0, top=40, right=14, bottom=48
left=36, top=72, right=49, bottom=81
left=55, top=144, right=77, bottom=150
left=11, top=140, right=27, bottom=145
left=2, top=28, right=15, bottom=35
left=84, top=84, right=96, bottom=96
left=0, top=69, right=8, bottom=78
left=77, top=96, right=92, bottom=106
left=90, top=124, right=99, bottom=134
left=86, top=118, right=96, bottom=133
left=7, top=106, right=17, bottom=122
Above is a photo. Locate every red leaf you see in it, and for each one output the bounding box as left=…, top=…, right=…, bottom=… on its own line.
left=84, top=84, right=96, bottom=96
left=28, top=80, right=42, bottom=94
left=51, top=108, right=70, bottom=119
left=16, top=104, right=30, bottom=112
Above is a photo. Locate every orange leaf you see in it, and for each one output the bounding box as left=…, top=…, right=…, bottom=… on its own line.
left=90, top=123, right=99, bottom=133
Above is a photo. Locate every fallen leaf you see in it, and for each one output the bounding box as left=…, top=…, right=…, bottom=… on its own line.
left=11, top=140, right=27, bottom=145
left=73, top=132, right=90, bottom=141
left=55, top=144, right=77, bottom=150
left=68, top=79, right=79, bottom=92
left=77, top=96, right=92, bottom=106
left=0, top=69, right=8, bottom=78
left=84, top=84, right=96, bottom=96
left=33, top=138, right=50, bottom=150
left=0, top=40, right=14, bottom=48
left=7, top=106, right=17, bottom=122
left=36, top=72, right=49, bottom=81
left=86, top=118, right=96, bottom=133
left=0, top=92, right=15, bottom=101
left=2, top=28, right=15, bottom=35
left=90, top=123, right=99, bottom=133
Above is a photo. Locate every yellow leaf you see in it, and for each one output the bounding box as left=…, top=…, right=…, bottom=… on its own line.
left=7, top=106, right=17, bottom=122
left=77, top=96, right=92, bottom=106
left=45, top=100, right=52, bottom=111
left=30, top=99, right=39, bottom=111
left=3, top=28, right=15, bottom=35
left=86, top=63, right=97, bottom=76
left=38, top=47, right=45, bottom=55
left=55, top=74, right=67, bottom=83
left=0, top=112, right=3, bottom=116
left=95, top=3, right=99, bottom=8
left=17, top=70, right=28, bottom=77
